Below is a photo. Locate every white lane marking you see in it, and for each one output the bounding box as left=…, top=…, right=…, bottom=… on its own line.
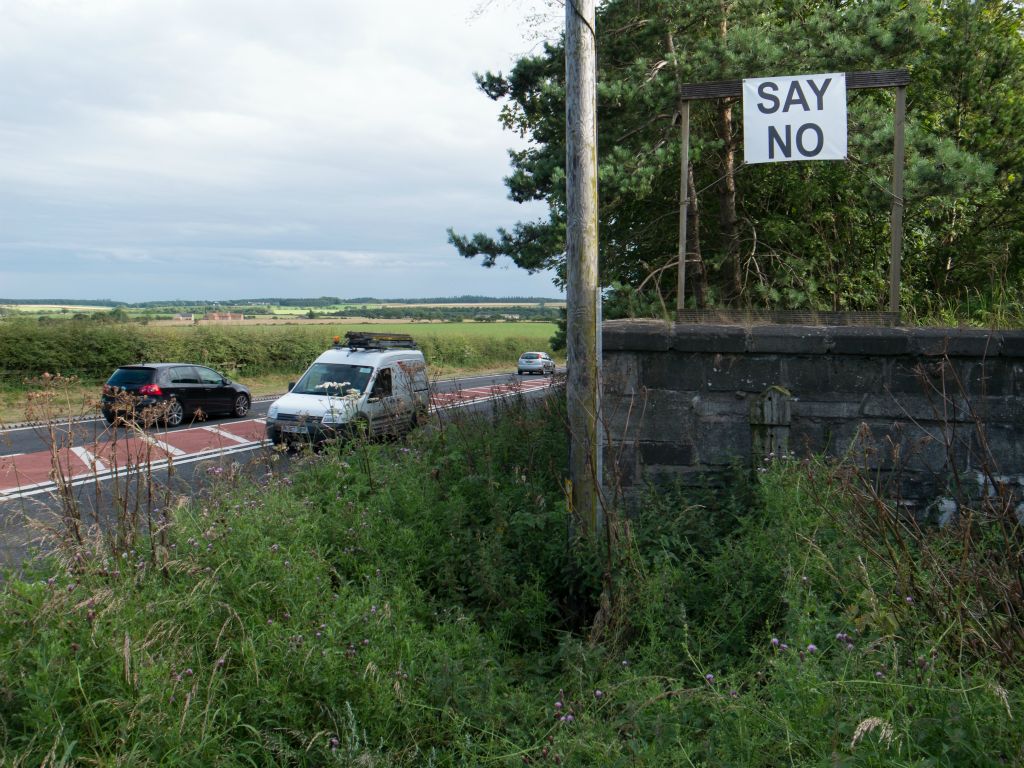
left=200, top=425, right=253, bottom=445
left=137, top=433, right=186, bottom=456
left=70, top=445, right=107, bottom=472
left=0, top=441, right=266, bottom=500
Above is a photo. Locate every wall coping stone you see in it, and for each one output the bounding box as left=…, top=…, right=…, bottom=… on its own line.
left=672, top=324, right=746, bottom=353
left=602, top=320, right=1024, bottom=359
left=747, top=325, right=832, bottom=354
left=603, top=319, right=672, bottom=351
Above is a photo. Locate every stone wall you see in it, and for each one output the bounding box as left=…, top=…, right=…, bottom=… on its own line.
left=601, top=319, right=1024, bottom=511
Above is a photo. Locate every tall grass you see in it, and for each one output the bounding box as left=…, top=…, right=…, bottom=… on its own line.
left=0, top=399, right=1020, bottom=765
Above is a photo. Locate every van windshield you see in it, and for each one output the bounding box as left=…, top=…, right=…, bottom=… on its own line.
left=292, top=363, right=374, bottom=396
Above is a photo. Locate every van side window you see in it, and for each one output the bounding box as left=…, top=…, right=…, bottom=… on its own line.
left=372, top=368, right=392, bottom=398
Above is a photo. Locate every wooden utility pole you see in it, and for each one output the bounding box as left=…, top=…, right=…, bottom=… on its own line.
left=565, top=0, right=602, bottom=535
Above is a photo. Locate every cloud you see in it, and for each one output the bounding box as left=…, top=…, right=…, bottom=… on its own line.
left=0, top=0, right=564, bottom=299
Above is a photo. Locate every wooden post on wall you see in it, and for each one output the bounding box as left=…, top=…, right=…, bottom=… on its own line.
left=889, top=85, right=907, bottom=315
left=677, top=100, right=691, bottom=313
left=565, top=0, right=602, bottom=536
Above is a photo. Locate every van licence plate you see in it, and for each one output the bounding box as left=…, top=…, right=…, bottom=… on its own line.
left=281, top=424, right=305, bottom=434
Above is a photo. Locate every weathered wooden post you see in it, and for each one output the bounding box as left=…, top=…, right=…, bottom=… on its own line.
left=565, top=0, right=602, bottom=535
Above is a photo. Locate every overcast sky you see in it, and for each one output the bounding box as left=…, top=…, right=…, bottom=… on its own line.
left=0, top=0, right=563, bottom=302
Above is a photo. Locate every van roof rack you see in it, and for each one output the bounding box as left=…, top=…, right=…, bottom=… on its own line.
left=337, top=331, right=419, bottom=350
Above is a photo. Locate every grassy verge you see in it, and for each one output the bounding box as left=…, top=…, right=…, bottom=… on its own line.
left=0, top=398, right=1020, bottom=764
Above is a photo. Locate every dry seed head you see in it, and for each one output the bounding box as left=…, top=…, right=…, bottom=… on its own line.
left=850, top=717, right=895, bottom=749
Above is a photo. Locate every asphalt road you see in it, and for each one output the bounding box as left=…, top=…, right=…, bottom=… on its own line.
left=0, top=371, right=559, bottom=570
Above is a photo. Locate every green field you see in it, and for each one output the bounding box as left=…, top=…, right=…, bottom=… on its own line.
left=0, top=319, right=560, bottom=422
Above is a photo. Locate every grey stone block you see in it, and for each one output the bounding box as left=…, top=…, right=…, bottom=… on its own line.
left=671, top=324, right=747, bottom=353
left=692, top=420, right=750, bottom=465
left=999, top=332, right=1024, bottom=357
left=639, top=441, right=695, bottom=467
left=829, top=326, right=910, bottom=356
left=604, top=443, right=638, bottom=489
left=704, top=356, right=784, bottom=392
left=641, top=351, right=705, bottom=391
left=747, top=325, right=831, bottom=354
left=603, top=353, right=641, bottom=395
left=907, top=328, right=1000, bottom=357
left=602, top=319, right=672, bottom=351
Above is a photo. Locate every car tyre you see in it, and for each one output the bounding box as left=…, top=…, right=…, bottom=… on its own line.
left=165, top=399, right=185, bottom=428
left=233, top=394, right=250, bottom=417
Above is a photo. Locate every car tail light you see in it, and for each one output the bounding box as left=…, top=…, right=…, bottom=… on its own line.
left=138, top=384, right=163, bottom=396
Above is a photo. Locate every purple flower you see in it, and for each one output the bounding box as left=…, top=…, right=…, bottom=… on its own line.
left=565, top=714, right=575, bottom=722
left=875, top=670, right=885, bottom=679
left=594, top=690, right=604, bottom=699
left=329, top=736, right=340, bottom=751
left=215, top=657, right=226, bottom=667
left=846, top=643, right=855, bottom=652
left=554, top=700, right=563, bottom=710
left=704, top=673, right=715, bottom=683
left=806, top=644, right=817, bottom=654
left=621, top=659, right=630, bottom=668
left=780, top=643, right=789, bottom=651
left=771, top=637, right=780, bottom=648
left=905, top=595, right=914, bottom=604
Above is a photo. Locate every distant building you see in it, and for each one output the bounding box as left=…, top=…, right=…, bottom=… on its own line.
left=204, top=312, right=244, bottom=321
left=173, top=313, right=194, bottom=322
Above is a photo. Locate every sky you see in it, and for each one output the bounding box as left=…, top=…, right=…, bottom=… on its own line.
left=0, top=0, right=563, bottom=302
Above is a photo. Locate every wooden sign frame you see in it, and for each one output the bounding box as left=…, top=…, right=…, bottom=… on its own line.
left=675, top=68, right=909, bottom=317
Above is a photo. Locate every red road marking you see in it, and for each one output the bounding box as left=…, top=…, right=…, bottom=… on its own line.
left=0, top=380, right=551, bottom=495
left=0, top=419, right=266, bottom=494
left=0, top=447, right=85, bottom=491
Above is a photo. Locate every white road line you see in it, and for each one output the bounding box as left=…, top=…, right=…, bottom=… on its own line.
left=70, top=445, right=107, bottom=472
left=1, top=441, right=267, bottom=500
left=200, top=426, right=253, bottom=445
left=137, top=433, right=186, bottom=456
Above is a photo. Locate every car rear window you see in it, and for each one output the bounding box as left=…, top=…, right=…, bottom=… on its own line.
left=107, top=367, right=155, bottom=387
left=521, top=353, right=540, bottom=360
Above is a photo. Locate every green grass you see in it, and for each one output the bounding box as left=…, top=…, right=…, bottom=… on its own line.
left=0, top=398, right=1020, bottom=765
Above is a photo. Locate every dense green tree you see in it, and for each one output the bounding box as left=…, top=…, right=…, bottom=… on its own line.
left=451, top=0, right=1024, bottom=316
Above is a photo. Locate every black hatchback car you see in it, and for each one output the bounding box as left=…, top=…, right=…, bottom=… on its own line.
left=101, top=364, right=251, bottom=427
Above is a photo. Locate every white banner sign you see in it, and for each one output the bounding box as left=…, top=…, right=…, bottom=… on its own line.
left=743, top=72, right=847, bottom=164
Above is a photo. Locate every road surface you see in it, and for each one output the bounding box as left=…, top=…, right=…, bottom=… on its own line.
left=0, top=372, right=559, bottom=570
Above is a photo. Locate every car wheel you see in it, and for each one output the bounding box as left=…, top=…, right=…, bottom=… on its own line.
left=233, top=394, right=250, bottom=417
left=165, top=400, right=185, bottom=428
left=518, top=370, right=524, bottom=375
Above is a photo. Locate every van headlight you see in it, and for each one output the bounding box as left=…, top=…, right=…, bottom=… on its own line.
left=268, top=404, right=279, bottom=419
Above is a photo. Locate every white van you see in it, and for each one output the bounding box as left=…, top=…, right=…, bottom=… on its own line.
left=265, top=332, right=429, bottom=445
